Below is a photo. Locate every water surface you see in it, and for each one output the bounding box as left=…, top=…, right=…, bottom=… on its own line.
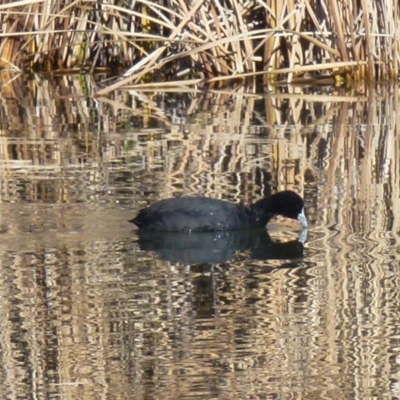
left=0, top=79, right=400, bottom=399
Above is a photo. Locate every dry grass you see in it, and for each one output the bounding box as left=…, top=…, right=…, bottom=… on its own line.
left=0, top=0, right=399, bottom=89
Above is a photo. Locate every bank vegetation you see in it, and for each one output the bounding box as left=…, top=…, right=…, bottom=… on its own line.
left=0, top=0, right=399, bottom=91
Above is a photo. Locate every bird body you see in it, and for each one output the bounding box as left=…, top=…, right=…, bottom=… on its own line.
left=131, top=190, right=307, bottom=232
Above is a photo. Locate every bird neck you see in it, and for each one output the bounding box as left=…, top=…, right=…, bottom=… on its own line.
left=247, top=197, right=275, bottom=228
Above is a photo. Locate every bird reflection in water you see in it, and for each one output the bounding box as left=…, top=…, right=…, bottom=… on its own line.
left=136, top=228, right=307, bottom=265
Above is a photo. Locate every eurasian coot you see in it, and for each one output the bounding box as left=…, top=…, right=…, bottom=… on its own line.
left=130, top=190, right=308, bottom=232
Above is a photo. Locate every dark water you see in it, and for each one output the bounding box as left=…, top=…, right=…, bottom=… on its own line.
left=0, top=83, right=400, bottom=399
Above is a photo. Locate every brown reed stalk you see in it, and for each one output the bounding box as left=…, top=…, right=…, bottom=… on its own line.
left=0, top=0, right=398, bottom=86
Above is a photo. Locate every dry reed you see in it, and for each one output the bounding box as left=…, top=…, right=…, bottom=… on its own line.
left=0, top=0, right=399, bottom=90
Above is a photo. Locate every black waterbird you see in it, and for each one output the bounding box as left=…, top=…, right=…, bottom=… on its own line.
left=130, top=190, right=308, bottom=232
